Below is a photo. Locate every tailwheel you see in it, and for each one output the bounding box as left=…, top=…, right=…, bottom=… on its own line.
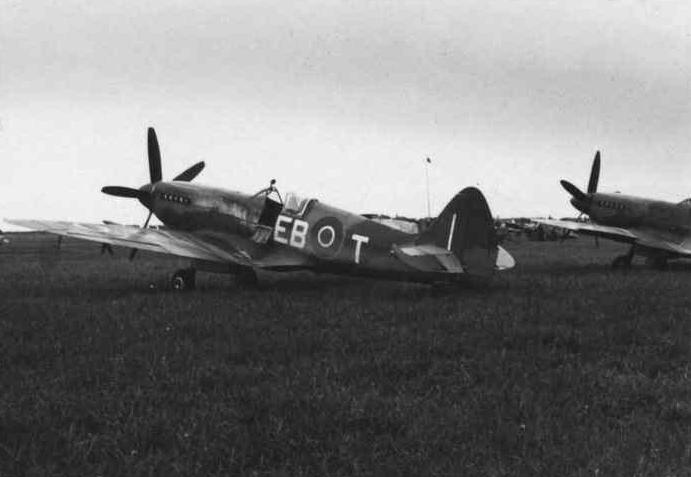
left=172, top=268, right=196, bottom=291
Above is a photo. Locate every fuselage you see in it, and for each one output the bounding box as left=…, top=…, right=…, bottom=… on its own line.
left=570, top=192, right=691, bottom=233
left=146, top=181, right=440, bottom=281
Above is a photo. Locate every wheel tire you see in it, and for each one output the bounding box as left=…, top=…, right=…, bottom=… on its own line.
left=172, top=272, right=187, bottom=291
left=172, top=269, right=196, bottom=291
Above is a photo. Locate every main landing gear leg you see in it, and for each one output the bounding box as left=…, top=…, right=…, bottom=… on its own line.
left=172, top=267, right=196, bottom=291
left=611, top=246, right=634, bottom=270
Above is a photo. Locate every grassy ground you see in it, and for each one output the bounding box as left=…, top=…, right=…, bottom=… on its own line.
left=1, top=233, right=690, bottom=476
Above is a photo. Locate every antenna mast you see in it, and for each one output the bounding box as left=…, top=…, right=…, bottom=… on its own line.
left=424, top=157, right=432, bottom=218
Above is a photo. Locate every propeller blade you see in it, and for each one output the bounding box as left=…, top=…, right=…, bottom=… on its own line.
left=173, top=161, right=205, bottom=182
left=148, top=127, right=162, bottom=183
left=560, top=180, right=587, bottom=201
left=129, top=210, right=154, bottom=261
left=142, top=210, right=153, bottom=229
left=587, top=151, right=600, bottom=194
left=101, top=186, right=142, bottom=198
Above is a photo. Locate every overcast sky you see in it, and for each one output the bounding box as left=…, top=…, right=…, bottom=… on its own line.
left=2, top=0, right=691, bottom=228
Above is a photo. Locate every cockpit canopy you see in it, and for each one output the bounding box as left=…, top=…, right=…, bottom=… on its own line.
left=253, top=182, right=316, bottom=219
left=283, top=192, right=315, bottom=217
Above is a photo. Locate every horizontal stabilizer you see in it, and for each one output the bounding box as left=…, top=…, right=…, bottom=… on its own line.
left=393, top=244, right=463, bottom=273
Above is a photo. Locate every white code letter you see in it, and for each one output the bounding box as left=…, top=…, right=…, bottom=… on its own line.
left=290, top=219, right=308, bottom=248
left=274, top=215, right=292, bottom=244
left=351, top=234, right=370, bottom=264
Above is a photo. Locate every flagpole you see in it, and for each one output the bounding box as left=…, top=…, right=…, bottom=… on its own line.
left=425, top=157, right=431, bottom=219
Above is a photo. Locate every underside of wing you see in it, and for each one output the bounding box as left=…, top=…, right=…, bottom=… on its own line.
left=5, top=219, right=254, bottom=265
left=635, top=234, right=691, bottom=258
left=252, top=248, right=314, bottom=271
left=534, top=219, right=637, bottom=243
left=534, top=219, right=691, bottom=258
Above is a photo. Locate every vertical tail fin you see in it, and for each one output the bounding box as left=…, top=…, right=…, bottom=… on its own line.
left=417, top=187, right=499, bottom=277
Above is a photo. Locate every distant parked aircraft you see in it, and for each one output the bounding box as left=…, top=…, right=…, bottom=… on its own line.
left=537, top=151, right=691, bottom=269
left=8, top=128, right=514, bottom=290
left=494, top=217, right=577, bottom=243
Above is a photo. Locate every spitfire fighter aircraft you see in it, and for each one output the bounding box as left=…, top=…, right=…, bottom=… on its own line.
left=7, top=128, right=514, bottom=290
left=537, top=151, right=691, bottom=269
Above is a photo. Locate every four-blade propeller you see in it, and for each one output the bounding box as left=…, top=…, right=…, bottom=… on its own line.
left=560, top=150, right=600, bottom=202
left=101, top=127, right=205, bottom=259
left=102, top=127, right=205, bottom=201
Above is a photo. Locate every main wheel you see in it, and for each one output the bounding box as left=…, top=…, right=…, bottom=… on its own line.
left=172, top=268, right=196, bottom=291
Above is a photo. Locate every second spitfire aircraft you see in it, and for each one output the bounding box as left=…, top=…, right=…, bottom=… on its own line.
left=537, top=151, right=691, bottom=269
left=7, top=128, right=515, bottom=290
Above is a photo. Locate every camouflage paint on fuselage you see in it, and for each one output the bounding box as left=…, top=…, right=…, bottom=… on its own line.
left=152, top=182, right=261, bottom=235
left=570, top=192, right=691, bottom=233
left=147, top=181, right=436, bottom=281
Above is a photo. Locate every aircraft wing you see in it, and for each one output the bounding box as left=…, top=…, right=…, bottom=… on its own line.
left=534, top=219, right=691, bottom=257
left=534, top=219, right=637, bottom=242
left=4, top=219, right=255, bottom=265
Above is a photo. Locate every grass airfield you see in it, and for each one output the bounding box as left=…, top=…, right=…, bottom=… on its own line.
left=1, top=233, right=690, bottom=476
